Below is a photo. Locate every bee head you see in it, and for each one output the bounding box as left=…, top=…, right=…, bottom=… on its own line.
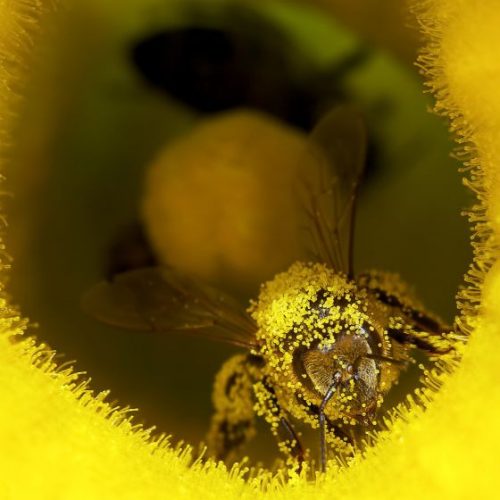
left=299, top=332, right=380, bottom=421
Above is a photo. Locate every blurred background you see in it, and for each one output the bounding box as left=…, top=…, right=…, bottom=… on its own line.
left=5, top=0, right=470, bottom=466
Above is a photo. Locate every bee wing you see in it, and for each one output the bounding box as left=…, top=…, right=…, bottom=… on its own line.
left=82, top=267, right=258, bottom=348
left=299, top=106, right=366, bottom=277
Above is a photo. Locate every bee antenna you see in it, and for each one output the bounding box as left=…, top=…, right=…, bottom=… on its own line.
left=363, top=354, right=407, bottom=366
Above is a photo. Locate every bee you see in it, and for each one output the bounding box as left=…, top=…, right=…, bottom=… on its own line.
left=83, top=107, right=454, bottom=472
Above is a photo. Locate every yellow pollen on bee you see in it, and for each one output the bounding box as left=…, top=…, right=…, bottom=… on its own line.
left=244, top=261, right=427, bottom=454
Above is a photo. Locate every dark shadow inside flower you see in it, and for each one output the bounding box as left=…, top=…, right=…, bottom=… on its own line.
left=5, top=0, right=471, bottom=470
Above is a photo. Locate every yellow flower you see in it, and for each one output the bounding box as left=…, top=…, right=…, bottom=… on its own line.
left=1, top=0, right=500, bottom=498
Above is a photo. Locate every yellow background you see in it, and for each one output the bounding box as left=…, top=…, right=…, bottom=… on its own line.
left=0, top=0, right=499, bottom=498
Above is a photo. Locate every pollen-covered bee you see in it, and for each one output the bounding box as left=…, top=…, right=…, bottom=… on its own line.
left=83, top=107, right=454, bottom=472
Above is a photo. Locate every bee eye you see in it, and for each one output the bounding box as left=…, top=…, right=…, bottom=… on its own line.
left=346, top=364, right=354, bottom=375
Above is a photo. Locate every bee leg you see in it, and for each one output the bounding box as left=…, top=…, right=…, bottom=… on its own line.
left=206, top=354, right=261, bottom=462
left=253, top=380, right=305, bottom=469
left=368, top=285, right=455, bottom=340
left=279, top=416, right=305, bottom=468
left=378, top=290, right=457, bottom=354
left=387, top=327, right=452, bottom=355
left=328, top=422, right=355, bottom=448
